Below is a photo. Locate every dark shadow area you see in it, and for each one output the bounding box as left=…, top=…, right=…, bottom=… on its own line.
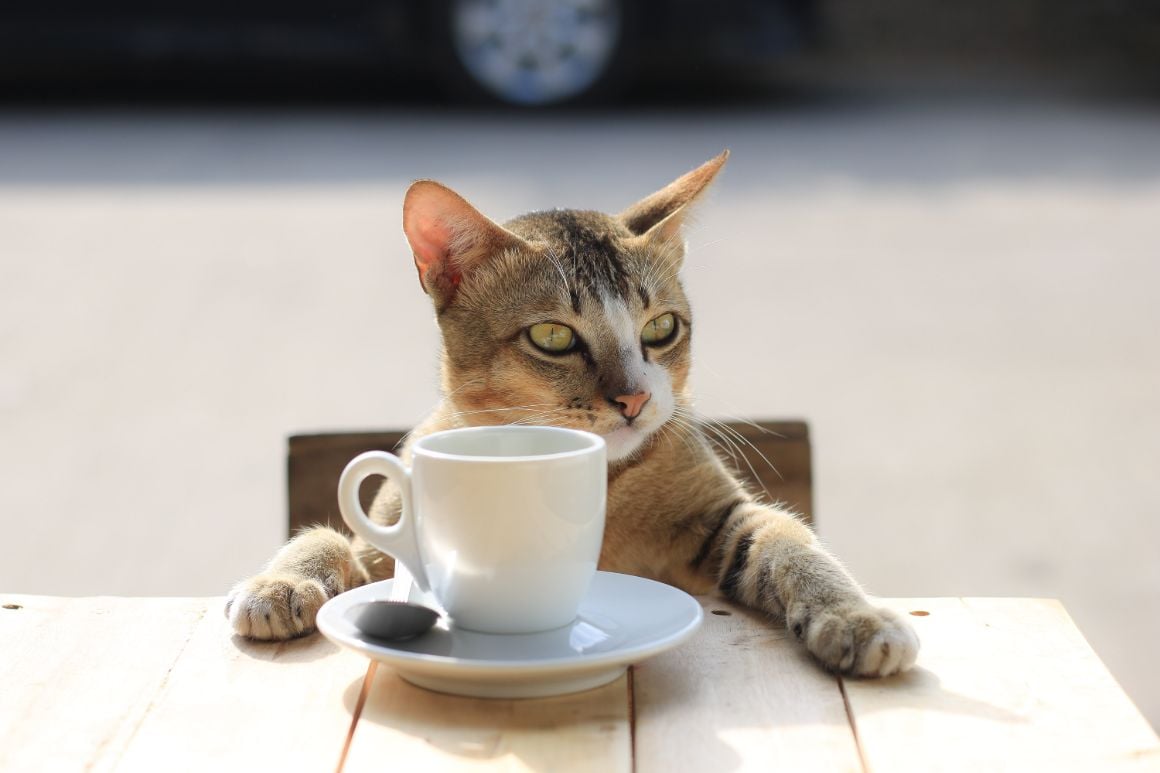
left=0, top=61, right=826, bottom=110
left=3, top=0, right=1160, bottom=112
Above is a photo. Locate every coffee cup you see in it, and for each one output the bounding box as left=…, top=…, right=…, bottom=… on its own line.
left=337, top=425, right=607, bottom=634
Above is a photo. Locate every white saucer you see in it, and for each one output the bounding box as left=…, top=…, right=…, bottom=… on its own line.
left=317, top=571, right=703, bottom=699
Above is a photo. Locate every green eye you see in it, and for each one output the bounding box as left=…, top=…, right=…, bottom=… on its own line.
left=641, top=313, right=677, bottom=345
left=528, top=323, right=576, bottom=353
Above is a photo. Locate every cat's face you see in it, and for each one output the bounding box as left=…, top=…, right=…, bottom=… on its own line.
left=435, top=210, right=691, bottom=461
left=402, top=153, right=727, bottom=462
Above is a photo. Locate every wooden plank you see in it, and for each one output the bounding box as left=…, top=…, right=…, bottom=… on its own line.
left=287, top=420, right=812, bottom=539
left=0, top=595, right=207, bottom=773
left=717, top=419, right=813, bottom=522
left=634, top=596, right=863, bottom=773
left=343, top=664, right=632, bottom=772
left=287, top=430, right=407, bottom=537
left=111, top=599, right=368, bottom=772
left=844, top=597, right=1160, bottom=773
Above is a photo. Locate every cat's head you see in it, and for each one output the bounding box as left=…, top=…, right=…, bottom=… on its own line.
left=401, top=152, right=727, bottom=462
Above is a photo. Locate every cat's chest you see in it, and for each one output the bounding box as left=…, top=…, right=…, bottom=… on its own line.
left=599, top=466, right=692, bottom=570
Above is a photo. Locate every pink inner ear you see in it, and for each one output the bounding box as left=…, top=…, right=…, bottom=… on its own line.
left=410, top=216, right=461, bottom=287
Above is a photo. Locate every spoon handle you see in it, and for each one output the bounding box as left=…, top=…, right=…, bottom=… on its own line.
left=390, top=563, right=415, bottom=604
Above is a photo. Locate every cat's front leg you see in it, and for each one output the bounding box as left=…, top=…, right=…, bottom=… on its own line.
left=225, top=526, right=369, bottom=640
left=703, top=501, right=919, bottom=676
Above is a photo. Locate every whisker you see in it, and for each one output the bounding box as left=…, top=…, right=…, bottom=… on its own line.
left=658, top=424, right=690, bottom=457
left=511, top=415, right=566, bottom=428
left=692, top=368, right=790, bottom=440
left=672, top=407, right=731, bottom=461
left=660, top=416, right=701, bottom=458
left=445, top=403, right=558, bottom=420
left=441, top=377, right=484, bottom=401
left=394, top=378, right=487, bottom=448
left=544, top=245, right=573, bottom=302
left=649, top=260, right=689, bottom=293
left=684, top=415, right=744, bottom=469
left=701, top=414, right=784, bottom=491
left=713, top=412, right=784, bottom=438
left=507, top=407, right=570, bottom=427
left=688, top=235, right=729, bottom=253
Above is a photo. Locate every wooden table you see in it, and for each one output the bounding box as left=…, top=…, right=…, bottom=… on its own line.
left=2, top=595, right=1157, bottom=772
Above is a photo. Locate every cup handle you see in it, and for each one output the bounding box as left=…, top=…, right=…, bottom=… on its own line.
left=337, top=451, right=430, bottom=592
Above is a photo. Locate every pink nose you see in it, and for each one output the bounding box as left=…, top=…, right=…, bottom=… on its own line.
left=613, top=391, right=651, bottom=419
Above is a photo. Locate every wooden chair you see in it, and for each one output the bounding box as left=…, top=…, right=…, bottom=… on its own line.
left=286, top=420, right=812, bottom=538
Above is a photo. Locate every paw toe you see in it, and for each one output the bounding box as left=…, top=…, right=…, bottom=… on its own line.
left=795, top=602, right=920, bottom=677
left=803, top=612, right=856, bottom=672
left=853, top=610, right=920, bottom=677
left=226, top=575, right=328, bottom=641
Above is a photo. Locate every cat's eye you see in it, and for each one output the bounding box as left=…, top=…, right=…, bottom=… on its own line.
left=641, top=313, right=677, bottom=345
left=528, top=323, right=576, bottom=353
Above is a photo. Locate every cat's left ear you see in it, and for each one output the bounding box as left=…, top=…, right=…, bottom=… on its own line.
left=403, top=180, right=529, bottom=309
left=619, top=150, right=729, bottom=254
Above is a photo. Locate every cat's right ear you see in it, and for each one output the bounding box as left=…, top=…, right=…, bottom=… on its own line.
left=403, top=181, right=527, bottom=309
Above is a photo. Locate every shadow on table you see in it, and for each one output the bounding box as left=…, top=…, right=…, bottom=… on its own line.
left=343, top=665, right=635, bottom=765
left=229, top=630, right=340, bottom=664
left=849, top=666, right=1027, bottom=724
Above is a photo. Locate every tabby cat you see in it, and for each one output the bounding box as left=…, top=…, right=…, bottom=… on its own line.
left=226, top=152, right=919, bottom=677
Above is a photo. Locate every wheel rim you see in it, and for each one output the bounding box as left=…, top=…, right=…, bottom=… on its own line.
left=451, top=0, right=621, bottom=105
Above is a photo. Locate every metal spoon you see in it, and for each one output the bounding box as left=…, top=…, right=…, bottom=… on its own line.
left=345, top=565, right=440, bottom=641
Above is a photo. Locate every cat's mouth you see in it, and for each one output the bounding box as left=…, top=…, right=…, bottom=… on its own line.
left=602, top=425, right=644, bottom=461
left=595, top=392, right=675, bottom=462
left=600, top=418, right=665, bottom=462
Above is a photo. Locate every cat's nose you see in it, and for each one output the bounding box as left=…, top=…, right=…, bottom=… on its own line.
left=612, top=391, right=651, bottom=420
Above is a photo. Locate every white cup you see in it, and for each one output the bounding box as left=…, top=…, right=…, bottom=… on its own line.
left=337, top=425, right=607, bottom=634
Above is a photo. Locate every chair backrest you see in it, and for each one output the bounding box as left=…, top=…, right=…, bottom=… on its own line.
left=286, top=420, right=812, bottom=538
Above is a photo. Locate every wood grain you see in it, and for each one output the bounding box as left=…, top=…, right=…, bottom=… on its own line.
left=6, top=595, right=1154, bottom=772
left=287, top=420, right=812, bottom=539
left=0, top=595, right=207, bottom=773
left=343, top=665, right=632, bottom=772
left=843, top=597, right=1160, bottom=772
left=109, top=599, right=368, bottom=773
left=633, top=596, right=864, bottom=773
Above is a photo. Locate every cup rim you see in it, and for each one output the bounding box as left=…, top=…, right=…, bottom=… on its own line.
left=413, top=425, right=606, bottom=463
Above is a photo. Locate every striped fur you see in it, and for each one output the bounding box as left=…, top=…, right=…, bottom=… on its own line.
left=226, top=153, right=919, bottom=677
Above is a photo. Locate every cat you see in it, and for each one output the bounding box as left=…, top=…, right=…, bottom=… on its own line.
left=225, top=151, right=919, bottom=677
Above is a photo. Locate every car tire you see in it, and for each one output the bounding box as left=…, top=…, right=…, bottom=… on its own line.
left=431, top=0, right=631, bottom=107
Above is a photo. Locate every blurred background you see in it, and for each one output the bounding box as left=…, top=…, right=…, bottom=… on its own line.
left=2, top=0, right=1158, bottom=730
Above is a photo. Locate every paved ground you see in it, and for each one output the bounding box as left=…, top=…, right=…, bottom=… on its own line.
left=2, top=98, right=1158, bottom=729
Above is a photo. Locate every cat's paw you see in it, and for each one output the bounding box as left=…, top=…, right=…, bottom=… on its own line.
left=224, top=573, right=331, bottom=641
left=787, top=601, right=919, bottom=677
